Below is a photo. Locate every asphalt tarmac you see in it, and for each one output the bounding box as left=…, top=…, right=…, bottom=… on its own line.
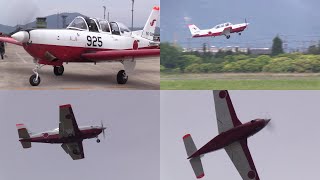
left=0, top=44, right=160, bottom=89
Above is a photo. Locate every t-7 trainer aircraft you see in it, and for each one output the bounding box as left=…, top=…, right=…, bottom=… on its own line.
left=16, top=104, right=106, bottom=160
left=183, top=90, right=270, bottom=179
left=188, top=20, right=249, bottom=39
left=0, top=6, right=160, bottom=86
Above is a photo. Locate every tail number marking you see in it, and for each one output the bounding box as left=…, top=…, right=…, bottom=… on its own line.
left=87, top=36, right=103, bottom=47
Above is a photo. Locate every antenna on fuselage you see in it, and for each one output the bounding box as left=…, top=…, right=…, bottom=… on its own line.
left=131, top=0, right=134, bottom=35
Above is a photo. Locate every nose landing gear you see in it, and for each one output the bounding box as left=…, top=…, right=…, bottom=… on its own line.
left=29, top=63, right=44, bottom=86
left=96, top=138, right=101, bottom=143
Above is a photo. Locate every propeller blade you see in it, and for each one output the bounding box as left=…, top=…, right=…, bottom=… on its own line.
left=101, top=121, right=106, bottom=139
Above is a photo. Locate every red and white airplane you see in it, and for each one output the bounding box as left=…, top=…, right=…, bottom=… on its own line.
left=16, top=104, right=106, bottom=160
left=183, top=90, right=270, bottom=179
left=188, top=20, right=249, bottom=39
left=0, top=6, right=160, bottom=86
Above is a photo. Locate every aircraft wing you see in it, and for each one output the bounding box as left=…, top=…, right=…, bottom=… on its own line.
left=0, top=36, right=22, bottom=46
left=61, top=141, right=85, bottom=160
left=59, top=104, right=81, bottom=138
left=81, top=49, right=160, bottom=61
left=224, top=140, right=260, bottom=180
left=213, top=90, right=242, bottom=133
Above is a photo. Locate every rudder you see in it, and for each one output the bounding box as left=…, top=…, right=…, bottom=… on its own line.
left=188, top=24, right=200, bottom=36
left=141, top=6, right=160, bottom=40
left=183, top=134, right=205, bottom=179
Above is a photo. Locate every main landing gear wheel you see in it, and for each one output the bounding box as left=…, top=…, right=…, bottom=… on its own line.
left=53, top=65, right=64, bottom=76
left=117, top=70, right=128, bottom=84
left=29, top=74, right=41, bottom=86
left=97, top=139, right=101, bottom=143
left=239, top=33, right=241, bottom=35
left=226, top=35, right=231, bottom=39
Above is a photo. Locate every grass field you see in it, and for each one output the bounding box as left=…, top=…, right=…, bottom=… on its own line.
left=161, top=73, right=320, bottom=90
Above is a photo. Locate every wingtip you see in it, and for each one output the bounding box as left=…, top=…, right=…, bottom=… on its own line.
left=60, top=104, right=71, bottom=108
left=183, top=134, right=191, bottom=139
left=197, top=173, right=205, bottom=179
left=153, top=6, right=160, bottom=10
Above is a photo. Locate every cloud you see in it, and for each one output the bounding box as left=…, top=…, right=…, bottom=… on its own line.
left=183, top=16, right=192, bottom=23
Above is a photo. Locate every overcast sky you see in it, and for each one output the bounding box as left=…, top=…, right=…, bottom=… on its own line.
left=0, top=0, right=159, bottom=27
left=0, top=90, right=159, bottom=180
left=161, top=0, right=320, bottom=49
left=161, top=90, right=320, bottom=180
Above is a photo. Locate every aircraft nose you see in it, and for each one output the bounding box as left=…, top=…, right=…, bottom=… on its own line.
left=265, top=119, right=271, bottom=124
left=11, top=31, right=30, bottom=43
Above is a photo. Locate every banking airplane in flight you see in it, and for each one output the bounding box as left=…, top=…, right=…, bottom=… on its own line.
left=183, top=90, right=270, bottom=179
left=188, top=20, right=249, bottom=39
left=16, top=104, right=106, bottom=160
left=0, top=6, right=160, bottom=86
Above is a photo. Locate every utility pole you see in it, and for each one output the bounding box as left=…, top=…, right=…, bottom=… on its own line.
left=61, top=15, right=68, bottom=28
left=131, top=0, right=134, bottom=34
left=103, top=6, right=106, bottom=20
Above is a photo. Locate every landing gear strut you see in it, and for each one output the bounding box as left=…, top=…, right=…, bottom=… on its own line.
left=54, top=65, right=64, bottom=76
left=29, top=63, right=44, bottom=86
left=96, top=139, right=101, bottom=143
left=117, top=70, right=128, bottom=84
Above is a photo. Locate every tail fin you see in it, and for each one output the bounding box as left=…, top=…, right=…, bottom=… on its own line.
left=188, top=24, right=200, bottom=36
left=16, top=124, right=31, bottom=148
left=183, top=134, right=205, bottom=179
left=141, top=6, right=160, bottom=40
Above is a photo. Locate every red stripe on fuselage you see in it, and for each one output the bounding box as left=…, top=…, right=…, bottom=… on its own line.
left=231, top=25, right=247, bottom=33
left=22, top=43, right=158, bottom=64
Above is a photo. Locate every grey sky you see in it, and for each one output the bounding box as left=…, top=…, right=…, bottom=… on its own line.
left=161, top=90, right=320, bottom=180
left=0, top=0, right=159, bottom=27
left=0, top=90, right=159, bottom=180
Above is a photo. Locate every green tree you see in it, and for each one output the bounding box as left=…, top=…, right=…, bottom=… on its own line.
left=160, top=43, right=182, bottom=69
left=271, top=36, right=284, bottom=56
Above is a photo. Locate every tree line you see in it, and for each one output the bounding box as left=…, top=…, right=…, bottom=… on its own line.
left=161, top=36, right=320, bottom=73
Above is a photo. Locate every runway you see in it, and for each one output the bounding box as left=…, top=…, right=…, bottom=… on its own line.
left=0, top=44, right=160, bottom=89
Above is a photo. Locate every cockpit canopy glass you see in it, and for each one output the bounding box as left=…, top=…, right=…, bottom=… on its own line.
left=98, top=20, right=111, bottom=33
left=86, top=18, right=99, bottom=32
left=117, top=22, right=131, bottom=34
left=67, top=17, right=88, bottom=30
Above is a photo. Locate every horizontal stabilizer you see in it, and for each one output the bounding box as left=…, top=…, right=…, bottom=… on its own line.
left=20, top=142, right=31, bottom=148
left=183, top=134, right=205, bottom=178
left=16, top=124, right=31, bottom=148
left=190, top=157, right=205, bottom=179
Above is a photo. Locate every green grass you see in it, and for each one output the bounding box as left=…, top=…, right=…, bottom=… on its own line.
left=160, top=73, right=320, bottom=90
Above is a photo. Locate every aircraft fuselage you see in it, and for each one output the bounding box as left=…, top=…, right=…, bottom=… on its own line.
left=20, top=127, right=103, bottom=144
left=189, top=119, right=270, bottom=158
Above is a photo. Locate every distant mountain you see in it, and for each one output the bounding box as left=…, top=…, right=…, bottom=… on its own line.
left=0, top=24, right=16, bottom=34
left=20, top=12, right=85, bottom=29
left=0, top=12, right=160, bottom=35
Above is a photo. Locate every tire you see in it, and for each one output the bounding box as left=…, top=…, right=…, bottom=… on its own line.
left=54, top=66, right=64, bottom=76
left=97, top=139, right=101, bottom=143
left=29, top=74, right=41, bottom=86
left=117, top=70, right=128, bottom=84
left=1, top=53, right=3, bottom=59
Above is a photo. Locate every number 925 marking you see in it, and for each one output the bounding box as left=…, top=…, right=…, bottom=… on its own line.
left=87, top=36, right=103, bottom=47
